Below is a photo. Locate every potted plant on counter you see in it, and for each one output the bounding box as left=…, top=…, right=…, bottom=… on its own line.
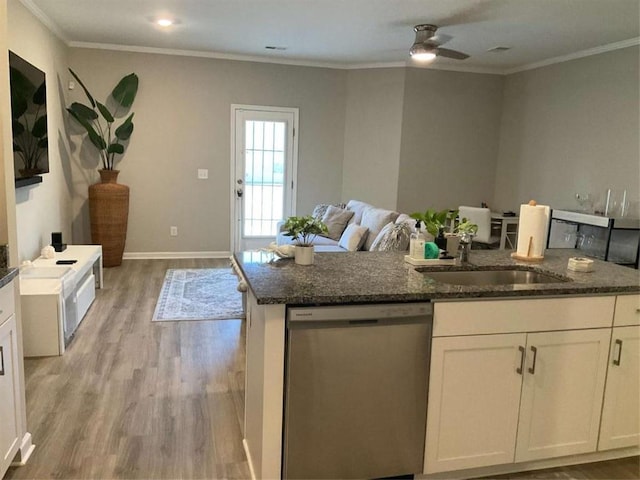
left=66, top=69, right=139, bottom=267
left=282, top=215, right=328, bottom=265
left=410, top=208, right=458, bottom=247
left=448, top=217, right=478, bottom=255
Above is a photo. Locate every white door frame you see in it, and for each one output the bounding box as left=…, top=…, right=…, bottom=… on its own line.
left=230, top=104, right=299, bottom=252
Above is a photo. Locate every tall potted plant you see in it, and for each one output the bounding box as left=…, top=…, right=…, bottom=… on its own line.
left=282, top=215, right=328, bottom=265
left=67, top=69, right=139, bottom=267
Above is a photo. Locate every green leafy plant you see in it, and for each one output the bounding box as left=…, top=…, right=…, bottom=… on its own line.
left=455, top=217, right=478, bottom=236
left=410, top=208, right=458, bottom=237
left=10, top=67, right=47, bottom=172
left=282, top=215, right=328, bottom=246
left=67, top=69, right=139, bottom=170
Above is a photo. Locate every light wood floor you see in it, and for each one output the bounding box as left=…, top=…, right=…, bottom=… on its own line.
left=6, top=258, right=249, bottom=479
left=5, top=259, right=639, bottom=479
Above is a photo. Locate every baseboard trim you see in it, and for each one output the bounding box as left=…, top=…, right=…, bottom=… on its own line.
left=419, top=446, right=639, bottom=479
left=11, top=432, right=35, bottom=467
left=122, top=251, right=232, bottom=260
left=243, top=438, right=257, bottom=480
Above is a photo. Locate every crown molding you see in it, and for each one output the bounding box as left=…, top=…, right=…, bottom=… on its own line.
left=69, top=41, right=506, bottom=74
left=17, top=0, right=68, bottom=43
left=67, top=41, right=351, bottom=70
left=504, top=37, right=640, bottom=75
left=17, top=0, right=639, bottom=77
left=345, top=60, right=503, bottom=75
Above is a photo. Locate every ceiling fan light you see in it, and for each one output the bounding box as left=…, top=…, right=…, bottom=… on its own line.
left=409, top=43, right=436, bottom=62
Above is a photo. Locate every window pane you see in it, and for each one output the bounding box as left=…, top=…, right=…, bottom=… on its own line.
left=242, top=119, right=288, bottom=238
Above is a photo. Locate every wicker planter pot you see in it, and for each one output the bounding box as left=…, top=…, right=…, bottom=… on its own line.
left=89, top=169, right=129, bottom=267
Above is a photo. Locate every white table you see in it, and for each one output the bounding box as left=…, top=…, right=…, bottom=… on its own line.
left=491, top=213, right=519, bottom=250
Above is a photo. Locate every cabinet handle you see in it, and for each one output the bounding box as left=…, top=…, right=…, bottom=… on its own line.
left=516, top=346, right=526, bottom=375
left=528, top=346, right=538, bottom=374
left=613, top=339, right=623, bottom=366
left=0, top=346, right=4, bottom=376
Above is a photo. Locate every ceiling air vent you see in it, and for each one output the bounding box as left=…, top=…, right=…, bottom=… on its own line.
left=487, top=46, right=511, bottom=53
left=265, top=46, right=287, bottom=51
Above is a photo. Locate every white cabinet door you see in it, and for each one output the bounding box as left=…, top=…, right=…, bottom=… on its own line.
left=515, top=329, right=610, bottom=462
left=0, top=314, right=20, bottom=475
left=424, top=333, right=526, bottom=473
left=599, top=325, right=640, bottom=450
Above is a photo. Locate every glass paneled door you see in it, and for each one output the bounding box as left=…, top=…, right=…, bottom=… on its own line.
left=232, top=106, right=298, bottom=251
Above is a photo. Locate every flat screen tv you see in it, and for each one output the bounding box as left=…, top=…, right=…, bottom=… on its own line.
left=9, top=51, right=49, bottom=186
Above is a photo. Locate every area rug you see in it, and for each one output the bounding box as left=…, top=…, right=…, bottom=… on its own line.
left=152, top=268, right=245, bottom=322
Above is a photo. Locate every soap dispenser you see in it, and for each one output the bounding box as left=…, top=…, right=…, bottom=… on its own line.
left=410, top=221, right=426, bottom=259
left=435, top=227, right=447, bottom=251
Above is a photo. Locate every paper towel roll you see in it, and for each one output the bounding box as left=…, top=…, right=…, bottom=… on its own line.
left=516, top=203, right=550, bottom=258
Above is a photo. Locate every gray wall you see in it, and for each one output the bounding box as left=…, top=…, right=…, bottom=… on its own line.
left=7, top=3, right=639, bottom=258
left=342, top=68, right=405, bottom=210
left=494, top=46, right=640, bottom=215
left=68, top=49, right=347, bottom=254
left=8, top=0, right=73, bottom=262
left=396, top=68, right=505, bottom=214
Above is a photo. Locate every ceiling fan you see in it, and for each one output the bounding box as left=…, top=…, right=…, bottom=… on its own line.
left=409, top=24, right=469, bottom=62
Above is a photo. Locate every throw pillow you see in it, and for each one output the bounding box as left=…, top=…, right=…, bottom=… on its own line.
left=369, top=222, right=411, bottom=252
left=338, top=224, right=369, bottom=251
left=312, top=203, right=348, bottom=220
left=312, top=204, right=331, bottom=220
left=360, top=207, right=400, bottom=251
left=321, top=205, right=355, bottom=241
left=345, top=200, right=374, bottom=225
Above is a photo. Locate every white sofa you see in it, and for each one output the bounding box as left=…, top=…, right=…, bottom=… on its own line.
left=276, top=200, right=413, bottom=252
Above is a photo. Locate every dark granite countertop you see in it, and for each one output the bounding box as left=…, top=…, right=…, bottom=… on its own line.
left=0, top=268, right=19, bottom=290
left=233, top=249, right=640, bottom=305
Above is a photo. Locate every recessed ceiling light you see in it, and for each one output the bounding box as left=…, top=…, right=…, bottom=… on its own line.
left=157, top=18, right=173, bottom=27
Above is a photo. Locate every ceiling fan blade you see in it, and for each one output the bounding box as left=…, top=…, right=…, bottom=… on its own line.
left=431, top=33, right=453, bottom=45
left=436, top=47, right=469, bottom=60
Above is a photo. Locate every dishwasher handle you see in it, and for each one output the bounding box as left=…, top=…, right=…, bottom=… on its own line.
left=288, top=303, right=432, bottom=324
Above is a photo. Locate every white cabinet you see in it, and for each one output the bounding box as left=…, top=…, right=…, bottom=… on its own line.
left=20, top=245, right=102, bottom=356
left=0, top=282, right=21, bottom=477
left=515, top=329, right=610, bottom=462
left=425, top=333, right=525, bottom=472
left=425, top=297, right=615, bottom=474
left=612, top=294, right=640, bottom=327
left=598, top=325, right=640, bottom=450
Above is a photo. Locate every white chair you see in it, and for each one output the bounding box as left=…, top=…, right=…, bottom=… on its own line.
left=458, top=206, right=500, bottom=248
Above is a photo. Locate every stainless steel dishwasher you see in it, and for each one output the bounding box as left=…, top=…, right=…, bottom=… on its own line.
left=283, top=303, right=432, bottom=480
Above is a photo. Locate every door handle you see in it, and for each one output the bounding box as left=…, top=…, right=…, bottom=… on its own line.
left=236, top=188, right=243, bottom=198
left=528, top=346, right=538, bottom=374
left=613, top=339, right=623, bottom=366
left=516, top=345, right=525, bottom=375
left=0, top=346, right=5, bottom=376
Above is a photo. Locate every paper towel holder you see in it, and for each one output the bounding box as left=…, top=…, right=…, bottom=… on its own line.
left=510, top=200, right=545, bottom=262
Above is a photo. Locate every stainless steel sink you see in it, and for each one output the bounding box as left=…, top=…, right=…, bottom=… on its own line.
left=423, top=268, right=570, bottom=286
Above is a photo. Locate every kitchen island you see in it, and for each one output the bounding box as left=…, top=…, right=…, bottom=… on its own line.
left=233, top=249, right=639, bottom=480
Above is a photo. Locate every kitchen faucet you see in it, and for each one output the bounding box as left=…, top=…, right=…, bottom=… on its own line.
left=458, top=233, right=472, bottom=263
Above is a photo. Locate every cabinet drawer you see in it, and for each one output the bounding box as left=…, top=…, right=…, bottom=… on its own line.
left=613, top=295, right=640, bottom=327
left=434, top=296, right=615, bottom=337
left=0, top=281, right=15, bottom=325
left=76, top=273, right=95, bottom=325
